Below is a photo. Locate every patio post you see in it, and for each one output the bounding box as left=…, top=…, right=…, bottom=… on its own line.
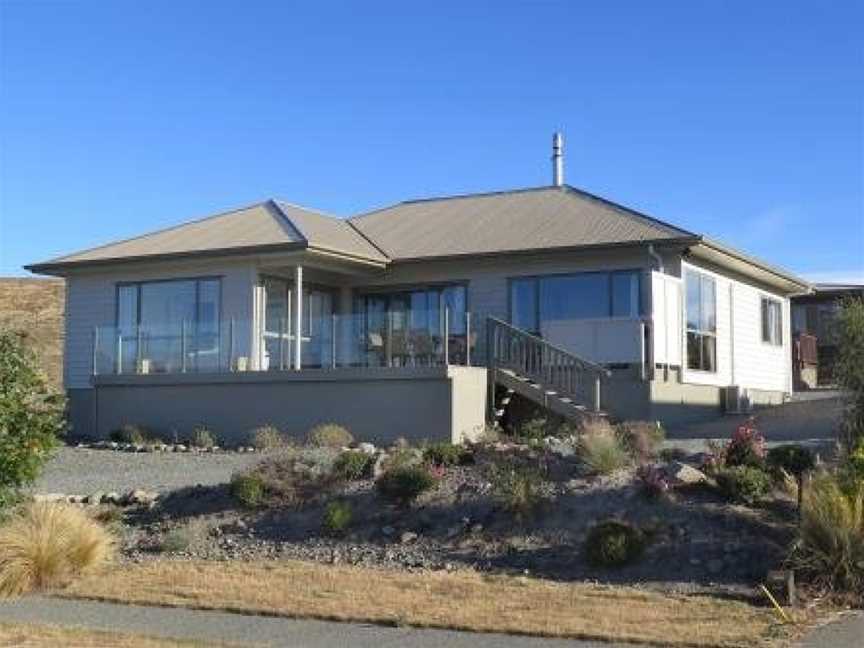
left=293, top=265, right=303, bottom=370
left=465, top=312, right=471, bottom=366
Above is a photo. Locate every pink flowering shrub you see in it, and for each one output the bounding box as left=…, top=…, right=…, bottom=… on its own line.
left=724, top=420, right=766, bottom=468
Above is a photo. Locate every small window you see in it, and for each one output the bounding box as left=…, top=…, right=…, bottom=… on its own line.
left=761, top=297, right=783, bottom=346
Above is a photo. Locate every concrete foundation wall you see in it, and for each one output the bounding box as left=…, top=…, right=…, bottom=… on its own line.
left=75, top=367, right=487, bottom=446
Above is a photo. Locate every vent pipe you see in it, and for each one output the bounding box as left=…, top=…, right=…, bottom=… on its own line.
left=552, top=132, right=564, bottom=187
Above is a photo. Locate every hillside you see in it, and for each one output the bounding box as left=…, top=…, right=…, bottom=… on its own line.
left=0, top=278, right=65, bottom=389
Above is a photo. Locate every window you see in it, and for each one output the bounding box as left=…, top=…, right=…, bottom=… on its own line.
left=761, top=297, right=783, bottom=346
left=116, top=278, right=221, bottom=373
left=685, top=269, right=717, bottom=372
left=509, top=270, right=642, bottom=335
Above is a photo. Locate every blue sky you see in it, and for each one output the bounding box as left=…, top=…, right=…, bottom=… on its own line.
left=1, top=1, right=862, bottom=281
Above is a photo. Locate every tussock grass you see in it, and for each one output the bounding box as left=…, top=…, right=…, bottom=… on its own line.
left=61, top=560, right=788, bottom=647
left=0, top=622, right=209, bottom=647
left=579, top=429, right=630, bottom=475
left=0, top=503, right=114, bottom=597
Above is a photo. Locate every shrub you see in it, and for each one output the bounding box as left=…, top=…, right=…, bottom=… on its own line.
left=767, top=444, right=815, bottom=478
left=835, top=298, right=864, bottom=453
left=109, top=424, right=153, bottom=445
left=0, top=502, right=114, bottom=596
left=230, top=473, right=266, bottom=508
left=307, top=423, right=353, bottom=448
left=791, top=473, right=864, bottom=601
left=233, top=449, right=340, bottom=509
left=616, top=421, right=665, bottom=463
left=159, top=528, right=192, bottom=553
left=715, top=465, right=773, bottom=504
left=322, top=500, right=353, bottom=536
left=423, top=442, right=472, bottom=468
left=517, top=417, right=549, bottom=442
left=376, top=465, right=437, bottom=506
left=247, top=424, right=288, bottom=450
left=0, top=331, right=65, bottom=506
left=724, top=421, right=766, bottom=468
left=579, top=428, right=630, bottom=475
left=485, top=457, right=544, bottom=519
left=333, top=451, right=373, bottom=481
left=584, top=520, right=646, bottom=567
left=189, top=425, right=217, bottom=449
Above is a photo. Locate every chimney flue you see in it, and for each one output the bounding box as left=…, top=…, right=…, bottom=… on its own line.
left=551, top=132, right=564, bottom=187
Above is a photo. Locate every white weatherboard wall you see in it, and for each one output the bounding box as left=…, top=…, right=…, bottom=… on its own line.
left=650, top=271, right=682, bottom=367
left=63, top=259, right=257, bottom=389
left=679, top=260, right=791, bottom=394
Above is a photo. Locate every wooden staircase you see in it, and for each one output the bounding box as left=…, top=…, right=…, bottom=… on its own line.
left=486, top=317, right=611, bottom=425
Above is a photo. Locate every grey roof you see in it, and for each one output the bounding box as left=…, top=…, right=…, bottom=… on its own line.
left=348, top=185, right=696, bottom=260
left=27, top=200, right=386, bottom=272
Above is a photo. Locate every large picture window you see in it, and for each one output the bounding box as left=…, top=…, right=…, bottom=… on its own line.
left=509, top=270, right=641, bottom=336
left=761, top=297, right=783, bottom=346
left=116, top=278, right=221, bottom=373
left=685, top=269, right=717, bottom=372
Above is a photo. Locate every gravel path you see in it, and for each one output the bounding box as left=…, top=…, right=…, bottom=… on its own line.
left=31, top=447, right=262, bottom=494
left=0, top=596, right=616, bottom=648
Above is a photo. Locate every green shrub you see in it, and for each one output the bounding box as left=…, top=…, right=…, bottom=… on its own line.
left=189, top=425, right=217, bottom=449
left=0, top=330, right=65, bottom=507
left=322, top=500, right=353, bottom=536
left=792, top=473, right=864, bottom=601
left=485, top=457, right=544, bottom=519
left=376, top=465, right=437, bottom=506
left=715, top=465, right=772, bottom=504
left=835, top=298, right=864, bottom=453
left=233, top=449, right=340, bottom=509
left=579, top=429, right=630, bottom=475
left=307, top=423, right=353, bottom=448
left=247, top=424, right=288, bottom=450
left=767, top=444, right=815, bottom=477
left=333, top=451, right=373, bottom=481
left=159, top=528, right=192, bottom=553
left=584, top=520, right=646, bottom=567
left=109, top=424, right=153, bottom=445
left=230, top=473, right=265, bottom=508
left=616, top=421, right=665, bottom=463
left=423, top=442, right=472, bottom=468
left=517, top=417, right=549, bottom=442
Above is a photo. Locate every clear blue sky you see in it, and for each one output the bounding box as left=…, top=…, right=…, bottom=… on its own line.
left=1, top=1, right=862, bottom=281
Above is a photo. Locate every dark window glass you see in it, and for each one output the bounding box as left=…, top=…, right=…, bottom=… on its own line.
left=612, top=272, right=640, bottom=317
left=540, top=274, right=609, bottom=321
left=685, top=269, right=717, bottom=372
left=510, top=279, right=538, bottom=333
left=761, top=297, right=783, bottom=346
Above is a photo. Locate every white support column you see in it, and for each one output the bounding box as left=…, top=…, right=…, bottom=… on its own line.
left=293, top=265, right=303, bottom=370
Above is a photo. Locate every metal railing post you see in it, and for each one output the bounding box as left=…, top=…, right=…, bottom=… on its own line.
left=593, top=374, right=602, bottom=412
left=136, top=327, right=143, bottom=373
left=228, top=319, right=235, bottom=371
left=279, top=317, right=285, bottom=371
left=465, top=312, right=471, bottom=366
left=115, top=332, right=123, bottom=375
left=331, top=313, right=337, bottom=369
left=92, top=327, right=99, bottom=377
left=443, top=307, right=450, bottom=365
left=181, top=321, right=187, bottom=373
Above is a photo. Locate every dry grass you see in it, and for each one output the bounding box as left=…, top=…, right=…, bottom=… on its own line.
left=0, top=623, right=211, bottom=647
left=59, top=560, right=789, bottom=647
left=0, top=503, right=114, bottom=597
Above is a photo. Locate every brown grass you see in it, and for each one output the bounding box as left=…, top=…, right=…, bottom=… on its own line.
left=0, top=622, right=213, bottom=647
left=0, top=503, right=114, bottom=597
left=59, top=560, right=790, bottom=647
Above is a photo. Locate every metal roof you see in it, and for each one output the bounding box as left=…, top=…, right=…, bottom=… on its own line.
left=349, top=185, right=695, bottom=260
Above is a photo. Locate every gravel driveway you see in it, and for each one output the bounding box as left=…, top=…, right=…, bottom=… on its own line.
left=31, top=447, right=263, bottom=494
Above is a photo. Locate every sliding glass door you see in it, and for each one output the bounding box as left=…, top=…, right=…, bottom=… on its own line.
left=261, top=277, right=334, bottom=369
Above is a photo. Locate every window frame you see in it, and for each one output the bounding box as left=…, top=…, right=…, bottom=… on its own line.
left=684, top=268, right=718, bottom=373
left=507, top=269, right=643, bottom=337
left=760, top=296, right=783, bottom=347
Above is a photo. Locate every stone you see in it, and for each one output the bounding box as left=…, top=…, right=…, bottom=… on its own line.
left=102, top=492, right=121, bottom=505
left=358, top=442, right=376, bottom=455
left=84, top=492, right=104, bottom=505
left=67, top=495, right=85, bottom=504
left=33, top=493, right=66, bottom=503
left=664, top=462, right=707, bottom=486
left=545, top=437, right=576, bottom=457
left=126, top=489, right=158, bottom=505
left=174, top=445, right=187, bottom=452
left=400, top=531, right=418, bottom=544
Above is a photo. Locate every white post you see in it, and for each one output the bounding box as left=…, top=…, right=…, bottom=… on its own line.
left=293, top=265, right=303, bottom=370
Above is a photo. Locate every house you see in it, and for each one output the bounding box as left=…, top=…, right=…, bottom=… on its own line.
left=791, top=283, right=864, bottom=389
left=26, top=135, right=811, bottom=443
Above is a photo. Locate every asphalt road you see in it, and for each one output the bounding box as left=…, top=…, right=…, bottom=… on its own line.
left=794, top=611, right=864, bottom=648
left=0, top=596, right=621, bottom=648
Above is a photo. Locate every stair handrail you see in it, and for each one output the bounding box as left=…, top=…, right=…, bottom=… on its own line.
left=487, top=317, right=611, bottom=376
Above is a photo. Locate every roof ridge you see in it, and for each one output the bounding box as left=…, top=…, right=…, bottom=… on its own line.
left=268, top=200, right=310, bottom=244
left=349, top=185, right=558, bottom=221
left=561, top=185, right=697, bottom=238
left=38, top=199, right=276, bottom=265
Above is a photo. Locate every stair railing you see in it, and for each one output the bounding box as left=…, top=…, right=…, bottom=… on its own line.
left=486, top=317, right=611, bottom=412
